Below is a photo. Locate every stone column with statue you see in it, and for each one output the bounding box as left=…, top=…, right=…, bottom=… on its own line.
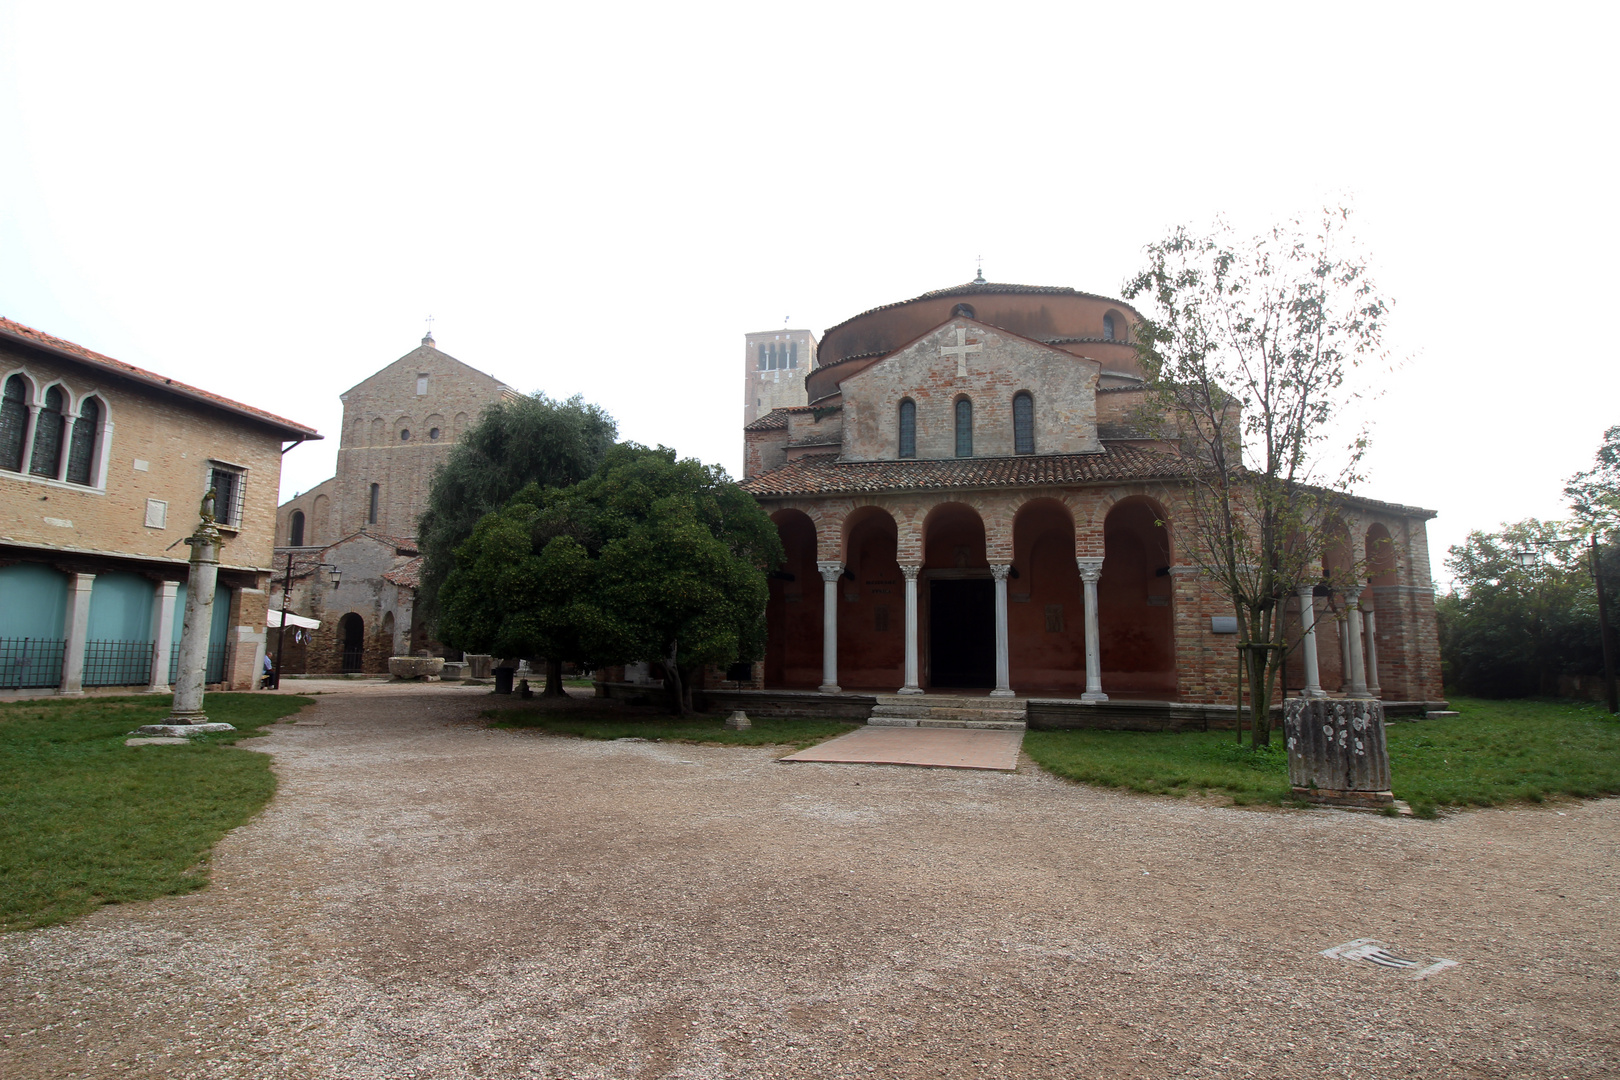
left=139, top=491, right=236, bottom=736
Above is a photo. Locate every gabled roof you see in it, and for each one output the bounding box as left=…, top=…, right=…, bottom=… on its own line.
left=0, top=317, right=321, bottom=439
left=383, top=556, right=423, bottom=588
left=741, top=445, right=1192, bottom=497
left=340, top=340, right=510, bottom=399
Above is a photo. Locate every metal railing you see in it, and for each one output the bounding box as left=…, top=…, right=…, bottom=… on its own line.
left=169, top=642, right=228, bottom=685
left=0, top=638, right=67, bottom=690
left=82, top=639, right=154, bottom=687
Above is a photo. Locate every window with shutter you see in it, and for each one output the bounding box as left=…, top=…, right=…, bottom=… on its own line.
left=0, top=375, right=26, bottom=473
left=955, top=397, right=973, bottom=458
left=1013, top=392, right=1034, bottom=455
left=65, top=396, right=101, bottom=485
left=29, top=386, right=65, bottom=478
left=898, top=399, right=916, bottom=459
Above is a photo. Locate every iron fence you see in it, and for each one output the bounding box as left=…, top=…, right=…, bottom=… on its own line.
left=82, top=639, right=154, bottom=687
left=168, top=642, right=228, bottom=685
left=0, top=637, right=67, bottom=690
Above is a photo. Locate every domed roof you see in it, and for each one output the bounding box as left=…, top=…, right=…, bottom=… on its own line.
left=808, top=281, right=1144, bottom=404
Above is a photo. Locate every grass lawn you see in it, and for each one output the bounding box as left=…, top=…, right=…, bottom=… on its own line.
left=1023, top=696, right=1620, bottom=817
left=0, top=692, right=311, bottom=931
left=485, top=699, right=855, bottom=749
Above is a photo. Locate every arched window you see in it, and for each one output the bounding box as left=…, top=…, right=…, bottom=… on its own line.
left=65, top=396, right=101, bottom=485
left=1103, top=314, right=1116, bottom=341
left=789, top=341, right=799, bottom=368
left=289, top=510, right=305, bottom=547
left=757, top=344, right=766, bottom=370
left=898, top=399, right=916, bottom=459
left=0, top=375, right=27, bottom=473
left=955, top=397, right=973, bottom=458
left=30, top=385, right=66, bottom=478
left=1013, top=391, right=1034, bottom=454
left=400, top=428, right=411, bottom=441
left=368, top=483, right=380, bottom=525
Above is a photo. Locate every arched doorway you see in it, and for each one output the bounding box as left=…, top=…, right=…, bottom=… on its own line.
left=1099, top=498, right=1175, bottom=696
left=1010, top=498, right=1085, bottom=694
left=838, top=507, right=903, bottom=690
left=922, top=502, right=992, bottom=688
left=765, top=510, right=821, bottom=689
left=339, top=613, right=365, bottom=673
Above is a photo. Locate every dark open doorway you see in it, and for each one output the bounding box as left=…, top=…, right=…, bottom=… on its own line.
left=929, top=578, right=994, bottom=688
left=339, top=613, right=364, bottom=673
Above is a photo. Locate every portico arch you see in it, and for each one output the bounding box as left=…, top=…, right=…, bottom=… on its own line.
left=765, top=509, right=821, bottom=689
left=1009, top=498, right=1086, bottom=693
left=1100, top=497, right=1175, bottom=696
left=836, top=506, right=904, bottom=689
left=921, top=502, right=993, bottom=688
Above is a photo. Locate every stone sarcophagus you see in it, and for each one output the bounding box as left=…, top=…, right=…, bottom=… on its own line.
left=1283, top=698, right=1395, bottom=809
left=388, top=656, right=445, bottom=681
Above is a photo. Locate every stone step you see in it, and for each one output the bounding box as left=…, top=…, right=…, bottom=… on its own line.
left=868, top=715, right=1026, bottom=730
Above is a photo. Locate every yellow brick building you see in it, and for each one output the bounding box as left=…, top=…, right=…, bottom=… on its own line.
left=0, top=318, right=320, bottom=696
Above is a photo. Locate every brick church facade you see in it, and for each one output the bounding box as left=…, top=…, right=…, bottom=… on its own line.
left=738, top=281, right=1443, bottom=705
left=270, top=333, right=516, bottom=674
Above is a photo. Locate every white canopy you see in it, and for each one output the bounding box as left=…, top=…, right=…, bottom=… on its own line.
left=267, top=609, right=321, bottom=630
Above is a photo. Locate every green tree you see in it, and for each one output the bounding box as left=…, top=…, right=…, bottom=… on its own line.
left=1124, top=209, right=1389, bottom=746
left=1438, top=520, right=1604, bottom=697
left=417, top=393, right=617, bottom=629
left=1565, top=425, right=1620, bottom=536
left=437, top=445, right=783, bottom=712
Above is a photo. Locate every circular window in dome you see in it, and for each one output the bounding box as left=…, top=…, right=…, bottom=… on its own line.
left=429, top=427, right=440, bottom=441
left=400, top=429, right=411, bottom=441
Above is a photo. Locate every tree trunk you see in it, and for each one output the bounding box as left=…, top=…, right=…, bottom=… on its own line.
left=1246, top=633, right=1274, bottom=748
left=543, top=657, right=565, bottom=696
left=665, top=641, right=690, bottom=716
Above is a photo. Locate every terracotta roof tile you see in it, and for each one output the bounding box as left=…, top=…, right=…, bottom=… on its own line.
left=744, top=410, right=790, bottom=432
left=741, top=445, right=1192, bottom=497
left=383, top=556, right=423, bottom=588
left=0, top=317, right=321, bottom=439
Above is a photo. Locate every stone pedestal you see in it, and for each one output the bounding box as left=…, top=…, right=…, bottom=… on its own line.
left=725, top=710, right=752, bottom=730
left=1283, top=698, right=1394, bottom=809
left=465, top=654, right=495, bottom=679
left=388, top=656, right=445, bottom=681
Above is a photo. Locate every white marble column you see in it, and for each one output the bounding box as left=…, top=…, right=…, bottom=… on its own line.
left=59, top=572, right=96, bottom=696
left=1345, top=597, right=1370, bottom=699
left=991, top=564, right=1014, bottom=697
left=817, top=561, right=842, bottom=694
left=1077, top=557, right=1107, bottom=702
left=1338, top=614, right=1352, bottom=692
left=1296, top=584, right=1324, bottom=698
left=899, top=565, right=922, bottom=694
left=1363, top=604, right=1382, bottom=699
left=146, top=579, right=179, bottom=693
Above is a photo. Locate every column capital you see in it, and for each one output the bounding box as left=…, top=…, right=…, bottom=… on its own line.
left=900, top=564, right=921, bottom=581
left=816, top=561, right=844, bottom=583
left=990, top=563, right=1012, bottom=582
left=1076, top=556, right=1103, bottom=581
left=1296, top=583, right=1317, bottom=599
left=1344, top=596, right=1360, bottom=612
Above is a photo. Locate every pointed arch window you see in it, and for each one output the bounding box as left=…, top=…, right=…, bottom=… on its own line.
left=898, top=398, right=916, bottom=459
left=65, top=396, right=102, bottom=485
left=30, top=385, right=66, bottom=478
left=1013, top=391, right=1034, bottom=455
left=954, top=397, right=973, bottom=458
left=0, top=375, right=27, bottom=473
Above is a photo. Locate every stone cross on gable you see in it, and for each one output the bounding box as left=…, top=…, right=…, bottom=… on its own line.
left=939, top=326, right=982, bottom=378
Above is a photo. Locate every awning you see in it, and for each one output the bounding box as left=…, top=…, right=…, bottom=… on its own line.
left=267, top=609, right=320, bottom=630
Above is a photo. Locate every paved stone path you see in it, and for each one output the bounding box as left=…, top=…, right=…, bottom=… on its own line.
left=781, top=726, right=1024, bottom=770
left=1, top=687, right=1616, bottom=1079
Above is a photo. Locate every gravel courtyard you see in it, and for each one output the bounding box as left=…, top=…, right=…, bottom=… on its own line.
left=2, top=686, right=1616, bottom=1079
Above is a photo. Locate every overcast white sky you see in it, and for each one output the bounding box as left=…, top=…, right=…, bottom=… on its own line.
left=2, top=1, right=1615, bottom=587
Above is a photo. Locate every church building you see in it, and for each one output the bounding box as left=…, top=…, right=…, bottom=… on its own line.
left=271, top=332, right=516, bottom=673
left=738, top=280, right=1443, bottom=707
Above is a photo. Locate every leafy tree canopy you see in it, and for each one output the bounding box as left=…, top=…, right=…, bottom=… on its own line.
left=436, top=445, right=783, bottom=712
left=1123, top=208, right=1390, bottom=744
left=417, top=393, right=617, bottom=624
left=1565, top=424, right=1620, bottom=537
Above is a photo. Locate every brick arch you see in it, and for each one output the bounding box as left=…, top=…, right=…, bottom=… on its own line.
left=765, top=507, right=822, bottom=689
left=920, top=501, right=989, bottom=570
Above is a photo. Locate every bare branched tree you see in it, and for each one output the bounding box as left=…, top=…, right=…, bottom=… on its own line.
left=1124, top=209, right=1390, bottom=745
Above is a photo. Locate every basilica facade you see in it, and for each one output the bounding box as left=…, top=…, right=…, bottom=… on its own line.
left=739, top=281, right=1443, bottom=705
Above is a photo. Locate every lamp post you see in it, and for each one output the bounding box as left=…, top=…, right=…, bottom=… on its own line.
left=271, top=555, right=340, bottom=690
